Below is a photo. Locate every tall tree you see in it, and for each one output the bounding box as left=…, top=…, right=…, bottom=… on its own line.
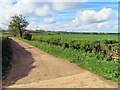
left=8, top=15, right=29, bottom=37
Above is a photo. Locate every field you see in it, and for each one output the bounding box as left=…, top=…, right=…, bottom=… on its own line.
left=17, top=33, right=120, bottom=84
left=33, top=34, right=118, bottom=41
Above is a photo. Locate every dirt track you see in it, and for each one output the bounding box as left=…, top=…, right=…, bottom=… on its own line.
left=3, top=38, right=118, bottom=88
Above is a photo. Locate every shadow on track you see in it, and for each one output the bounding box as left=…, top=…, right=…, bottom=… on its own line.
left=3, top=39, right=35, bottom=86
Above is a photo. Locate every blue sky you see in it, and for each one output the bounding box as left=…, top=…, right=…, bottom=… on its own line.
left=0, top=0, right=118, bottom=33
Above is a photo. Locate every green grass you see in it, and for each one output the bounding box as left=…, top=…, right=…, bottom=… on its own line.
left=17, top=37, right=119, bottom=84
left=33, top=34, right=118, bottom=41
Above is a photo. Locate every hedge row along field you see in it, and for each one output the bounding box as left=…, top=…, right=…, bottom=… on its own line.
left=17, top=34, right=120, bottom=84
left=2, top=37, right=12, bottom=80
left=32, top=35, right=119, bottom=61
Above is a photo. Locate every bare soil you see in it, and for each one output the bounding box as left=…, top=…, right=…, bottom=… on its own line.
left=3, top=38, right=118, bottom=88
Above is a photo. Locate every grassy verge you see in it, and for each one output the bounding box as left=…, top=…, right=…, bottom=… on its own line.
left=2, top=37, right=12, bottom=80
left=17, top=37, right=119, bottom=84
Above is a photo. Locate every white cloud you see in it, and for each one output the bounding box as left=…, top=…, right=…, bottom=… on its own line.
left=0, top=1, right=55, bottom=29
left=43, top=17, right=56, bottom=23
left=38, top=21, right=117, bottom=33
left=27, top=21, right=39, bottom=30
left=72, top=8, right=115, bottom=24
left=89, top=0, right=118, bottom=2
left=0, top=0, right=13, bottom=29
left=0, top=0, right=117, bottom=33
left=15, top=0, right=88, bottom=2
left=51, top=2, right=84, bottom=11
left=0, top=0, right=87, bottom=28
left=8, top=0, right=118, bottom=2
left=12, top=1, right=42, bottom=17
left=35, top=4, right=55, bottom=17
left=48, top=0, right=88, bottom=11
left=0, top=0, right=13, bottom=4
left=0, top=2, right=77, bottom=29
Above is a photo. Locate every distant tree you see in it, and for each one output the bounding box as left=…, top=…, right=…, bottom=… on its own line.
left=8, top=15, right=29, bottom=37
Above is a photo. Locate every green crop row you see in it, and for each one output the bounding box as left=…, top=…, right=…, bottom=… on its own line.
left=32, top=36, right=119, bottom=61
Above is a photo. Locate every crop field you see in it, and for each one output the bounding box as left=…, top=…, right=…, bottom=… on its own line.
left=33, top=34, right=118, bottom=41
left=17, top=33, right=120, bottom=84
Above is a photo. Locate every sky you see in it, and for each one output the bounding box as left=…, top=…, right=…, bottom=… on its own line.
left=0, top=0, right=119, bottom=33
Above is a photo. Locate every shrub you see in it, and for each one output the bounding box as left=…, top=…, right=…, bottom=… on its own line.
left=23, top=31, right=32, bottom=40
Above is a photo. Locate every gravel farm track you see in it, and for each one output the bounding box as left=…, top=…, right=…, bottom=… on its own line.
left=3, top=38, right=118, bottom=88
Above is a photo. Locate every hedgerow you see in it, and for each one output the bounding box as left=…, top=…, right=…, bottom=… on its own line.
left=32, top=36, right=119, bottom=61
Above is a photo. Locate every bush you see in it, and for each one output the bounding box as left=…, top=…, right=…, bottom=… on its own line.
left=23, top=31, right=32, bottom=40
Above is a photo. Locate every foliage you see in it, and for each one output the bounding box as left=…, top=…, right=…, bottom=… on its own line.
left=23, top=31, right=32, bottom=40
left=8, top=15, right=29, bottom=37
left=32, top=35, right=119, bottom=61
left=8, top=25, right=18, bottom=37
